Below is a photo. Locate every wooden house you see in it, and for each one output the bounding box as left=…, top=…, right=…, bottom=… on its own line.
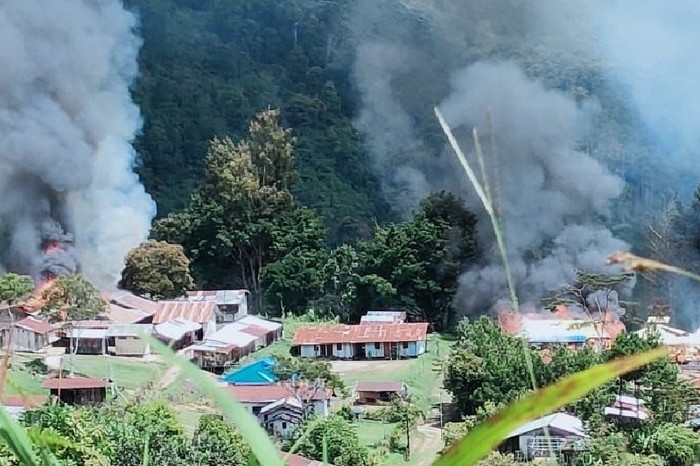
left=106, top=324, right=152, bottom=356
left=1, top=317, right=58, bottom=352
left=153, top=301, right=217, bottom=340
left=499, top=413, right=587, bottom=460
left=43, top=377, right=108, bottom=405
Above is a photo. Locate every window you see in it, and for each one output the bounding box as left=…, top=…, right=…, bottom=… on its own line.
left=402, top=342, right=409, bottom=349
left=374, top=342, right=381, bottom=350
left=282, top=421, right=287, bottom=429
left=336, top=343, right=342, bottom=351
left=252, top=406, right=262, bottom=415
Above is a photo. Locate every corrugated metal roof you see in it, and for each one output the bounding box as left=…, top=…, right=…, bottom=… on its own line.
left=260, top=396, right=303, bottom=414
left=14, top=317, right=56, bottom=335
left=186, top=289, right=248, bottom=306
left=43, top=377, right=108, bottom=389
left=284, top=452, right=331, bottom=466
left=106, top=324, right=153, bottom=337
left=227, top=384, right=331, bottom=403
left=154, top=318, right=202, bottom=340
left=2, top=395, right=48, bottom=408
left=520, top=319, right=602, bottom=343
left=237, top=315, right=282, bottom=331
left=106, top=303, right=151, bottom=324
left=206, top=324, right=258, bottom=347
left=292, top=323, right=429, bottom=345
left=506, top=413, right=586, bottom=439
left=153, top=300, right=216, bottom=324
left=356, top=381, right=405, bottom=393
left=107, top=291, right=158, bottom=315
left=67, top=328, right=108, bottom=339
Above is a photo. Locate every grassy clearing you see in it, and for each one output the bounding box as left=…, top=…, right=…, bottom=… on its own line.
left=4, top=370, right=46, bottom=396
left=60, top=355, right=165, bottom=390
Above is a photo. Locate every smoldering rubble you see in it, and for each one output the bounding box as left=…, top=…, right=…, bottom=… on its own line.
left=0, top=0, right=155, bottom=287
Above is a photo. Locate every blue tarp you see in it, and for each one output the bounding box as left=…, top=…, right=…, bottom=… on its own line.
left=220, top=356, right=278, bottom=385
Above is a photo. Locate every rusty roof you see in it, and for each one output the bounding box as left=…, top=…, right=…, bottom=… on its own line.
left=227, top=384, right=332, bottom=403
left=292, top=323, right=429, bottom=346
left=15, top=317, right=56, bottom=335
left=284, top=452, right=330, bottom=466
left=153, top=300, right=217, bottom=324
left=356, top=381, right=405, bottom=393
left=43, top=377, right=109, bottom=390
left=107, top=291, right=159, bottom=315
left=240, top=324, right=270, bottom=338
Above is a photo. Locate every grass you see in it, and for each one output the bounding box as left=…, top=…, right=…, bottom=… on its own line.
left=4, top=370, right=46, bottom=396
left=59, top=355, right=165, bottom=390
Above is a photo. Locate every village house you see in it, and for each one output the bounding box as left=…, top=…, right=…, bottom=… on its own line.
left=189, top=316, right=282, bottom=372
left=189, top=324, right=258, bottom=372
left=43, top=377, right=109, bottom=405
left=291, top=322, right=429, bottom=360
left=2, top=395, right=48, bottom=419
left=359, top=310, right=407, bottom=325
left=186, top=289, right=249, bottom=324
left=499, top=412, right=587, bottom=460
left=498, top=305, right=626, bottom=352
left=106, top=324, right=152, bottom=356
left=227, top=384, right=331, bottom=435
left=153, top=318, right=201, bottom=350
left=0, top=317, right=58, bottom=352
left=604, top=394, right=649, bottom=422
left=153, top=300, right=218, bottom=339
left=354, top=381, right=406, bottom=405
left=66, top=326, right=109, bottom=355
left=221, top=357, right=278, bottom=385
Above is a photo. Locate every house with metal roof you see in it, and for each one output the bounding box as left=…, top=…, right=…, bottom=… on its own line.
left=43, top=377, right=109, bottom=405
left=291, top=323, right=429, bottom=360
left=221, top=357, right=279, bottom=385
left=1, top=317, right=59, bottom=352
left=500, top=413, right=587, bottom=460
left=106, top=324, right=153, bottom=356
left=154, top=318, right=201, bottom=350
left=354, top=381, right=406, bottom=405
left=186, top=289, right=249, bottom=324
left=153, top=300, right=218, bottom=339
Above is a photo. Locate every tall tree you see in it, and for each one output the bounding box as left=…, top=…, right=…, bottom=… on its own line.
left=120, top=240, right=194, bottom=300
left=154, top=109, right=326, bottom=310
left=0, top=273, right=35, bottom=304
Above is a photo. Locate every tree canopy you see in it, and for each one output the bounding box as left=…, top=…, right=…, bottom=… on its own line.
left=0, top=273, right=35, bottom=304
left=120, top=240, right=194, bottom=300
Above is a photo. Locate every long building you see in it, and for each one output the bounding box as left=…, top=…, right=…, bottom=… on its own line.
left=291, top=322, right=429, bottom=359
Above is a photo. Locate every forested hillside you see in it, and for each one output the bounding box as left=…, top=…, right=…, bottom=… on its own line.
left=126, top=0, right=391, bottom=244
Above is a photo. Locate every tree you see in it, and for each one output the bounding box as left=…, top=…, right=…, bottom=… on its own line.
left=192, top=414, right=250, bottom=466
left=647, top=423, right=700, bottom=466
left=120, top=240, right=194, bottom=300
left=285, top=414, right=374, bottom=466
left=41, top=274, right=106, bottom=323
left=154, top=109, right=326, bottom=310
left=0, top=273, right=35, bottom=304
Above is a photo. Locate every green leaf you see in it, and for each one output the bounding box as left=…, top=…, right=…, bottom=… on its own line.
left=141, top=334, right=285, bottom=466
left=433, top=347, right=667, bottom=466
left=0, top=403, right=62, bottom=466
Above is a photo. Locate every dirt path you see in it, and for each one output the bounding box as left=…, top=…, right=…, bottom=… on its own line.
left=157, top=364, right=180, bottom=390
left=413, top=425, right=443, bottom=466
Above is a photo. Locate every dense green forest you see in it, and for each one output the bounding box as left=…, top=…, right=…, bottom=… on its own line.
left=126, top=0, right=392, bottom=244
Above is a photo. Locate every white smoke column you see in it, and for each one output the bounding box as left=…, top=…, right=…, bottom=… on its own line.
left=0, top=0, right=155, bottom=288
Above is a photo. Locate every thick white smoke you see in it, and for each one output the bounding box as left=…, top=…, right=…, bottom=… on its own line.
left=0, top=0, right=155, bottom=288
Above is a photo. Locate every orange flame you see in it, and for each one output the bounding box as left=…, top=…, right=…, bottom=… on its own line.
left=43, top=241, right=62, bottom=255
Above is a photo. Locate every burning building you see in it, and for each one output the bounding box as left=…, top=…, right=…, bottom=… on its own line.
left=0, top=0, right=155, bottom=289
left=498, top=304, right=626, bottom=352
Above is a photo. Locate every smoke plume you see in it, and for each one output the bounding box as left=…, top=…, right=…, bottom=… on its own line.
left=0, top=0, right=155, bottom=288
left=350, top=0, right=642, bottom=317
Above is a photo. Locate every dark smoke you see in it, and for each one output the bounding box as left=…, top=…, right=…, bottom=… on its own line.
left=0, top=0, right=155, bottom=287
left=350, top=0, right=640, bottom=318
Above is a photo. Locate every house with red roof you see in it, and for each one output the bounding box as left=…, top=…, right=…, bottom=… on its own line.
left=228, top=383, right=332, bottom=438
left=153, top=300, right=218, bottom=339
left=291, top=322, right=429, bottom=360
